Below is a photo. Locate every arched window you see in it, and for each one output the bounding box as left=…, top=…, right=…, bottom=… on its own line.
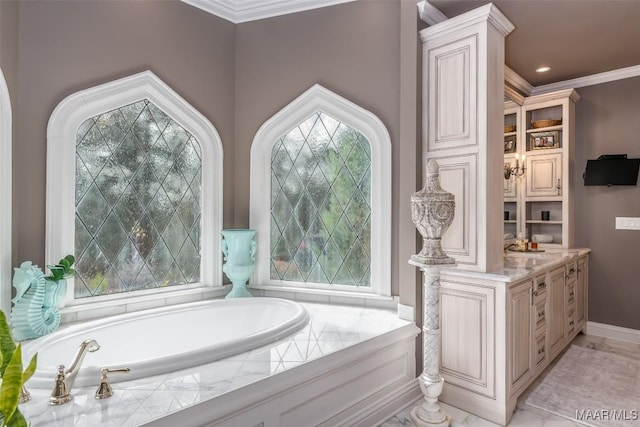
left=0, top=68, right=12, bottom=315
left=250, top=85, right=391, bottom=296
left=47, top=71, right=223, bottom=306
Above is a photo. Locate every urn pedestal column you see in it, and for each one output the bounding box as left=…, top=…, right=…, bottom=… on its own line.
left=410, top=160, right=456, bottom=427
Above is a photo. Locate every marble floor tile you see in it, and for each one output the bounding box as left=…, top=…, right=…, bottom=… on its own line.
left=382, top=333, right=638, bottom=427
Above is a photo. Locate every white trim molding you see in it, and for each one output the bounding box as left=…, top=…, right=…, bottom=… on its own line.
left=181, top=0, right=355, bottom=23
left=417, top=0, right=447, bottom=26
left=505, top=66, right=534, bottom=97
left=587, top=321, right=640, bottom=345
left=420, top=3, right=514, bottom=41
left=46, top=70, right=224, bottom=308
left=532, top=63, right=640, bottom=95
left=249, top=84, right=392, bottom=297
left=0, top=68, right=12, bottom=316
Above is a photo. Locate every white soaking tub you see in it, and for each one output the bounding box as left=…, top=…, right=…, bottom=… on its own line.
left=23, top=298, right=309, bottom=389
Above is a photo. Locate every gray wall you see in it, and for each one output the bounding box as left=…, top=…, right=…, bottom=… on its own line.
left=13, top=0, right=236, bottom=267
left=574, top=76, right=640, bottom=329
left=234, top=0, right=417, bottom=296
left=10, top=0, right=421, bottom=299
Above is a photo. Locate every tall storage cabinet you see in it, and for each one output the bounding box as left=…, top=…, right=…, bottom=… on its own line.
left=503, top=89, right=579, bottom=248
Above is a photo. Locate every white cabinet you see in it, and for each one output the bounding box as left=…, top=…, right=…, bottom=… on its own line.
left=576, top=255, right=588, bottom=325
left=507, top=279, right=533, bottom=395
left=526, top=153, right=562, bottom=198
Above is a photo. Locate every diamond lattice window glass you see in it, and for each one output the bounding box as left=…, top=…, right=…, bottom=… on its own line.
left=74, top=100, right=202, bottom=298
left=270, top=112, right=371, bottom=287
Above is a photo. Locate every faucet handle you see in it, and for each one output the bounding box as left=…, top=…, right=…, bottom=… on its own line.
left=95, top=367, right=130, bottom=399
left=49, top=365, right=72, bottom=405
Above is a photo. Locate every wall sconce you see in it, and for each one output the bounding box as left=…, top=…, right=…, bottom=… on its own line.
left=504, top=153, right=526, bottom=179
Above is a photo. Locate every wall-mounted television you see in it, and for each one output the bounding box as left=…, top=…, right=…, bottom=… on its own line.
left=583, top=155, right=640, bottom=186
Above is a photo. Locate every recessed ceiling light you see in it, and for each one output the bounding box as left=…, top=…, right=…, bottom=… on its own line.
left=536, top=66, right=551, bottom=73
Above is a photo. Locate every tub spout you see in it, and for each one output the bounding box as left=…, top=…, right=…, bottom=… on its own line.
left=65, top=339, right=100, bottom=391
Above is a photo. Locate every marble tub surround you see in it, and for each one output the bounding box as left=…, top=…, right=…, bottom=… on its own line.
left=20, top=302, right=416, bottom=426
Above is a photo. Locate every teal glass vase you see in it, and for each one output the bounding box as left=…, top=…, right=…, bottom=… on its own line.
left=221, top=229, right=256, bottom=299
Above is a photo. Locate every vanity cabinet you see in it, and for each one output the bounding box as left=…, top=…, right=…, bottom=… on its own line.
left=439, top=252, right=589, bottom=426
left=576, top=255, right=588, bottom=325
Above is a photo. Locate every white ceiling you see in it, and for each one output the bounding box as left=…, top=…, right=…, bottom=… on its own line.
left=181, top=0, right=355, bottom=23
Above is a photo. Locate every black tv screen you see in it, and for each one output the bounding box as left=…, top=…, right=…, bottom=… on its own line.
left=584, top=158, right=640, bottom=186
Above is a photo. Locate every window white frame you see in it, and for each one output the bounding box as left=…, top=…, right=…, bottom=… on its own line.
left=47, top=71, right=224, bottom=307
left=0, top=68, right=12, bottom=315
left=249, top=84, right=391, bottom=297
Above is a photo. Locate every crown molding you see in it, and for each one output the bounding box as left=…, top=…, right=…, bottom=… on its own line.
left=531, top=64, right=640, bottom=95
left=417, top=0, right=447, bottom=26
left=523, top=88, right=580, bottom=105
left=182, top=0, right=355, bottom=23
left=420, top=3, right=514, bottom=42
left=504, top=85, right=525, bottom=106
left=504, top=66, right=533, bottom=96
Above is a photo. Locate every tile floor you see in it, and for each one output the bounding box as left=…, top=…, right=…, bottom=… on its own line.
left=380, top=334, right=640, bottom=427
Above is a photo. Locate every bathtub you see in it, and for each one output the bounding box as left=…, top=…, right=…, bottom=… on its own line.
left=23, top=297, right=309, bottom=389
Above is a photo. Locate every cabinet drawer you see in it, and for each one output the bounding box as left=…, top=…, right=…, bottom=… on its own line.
left=567, top=310, right=576, bottom=335
left=535, top=333, right=547, bottom=367
left=534, top=299, right=547, bottom=330
left=567, top=283, right=576, bottom=306
left=534, top=274, right=547, bottom=297
left=565, top=262, right=577, bottom=279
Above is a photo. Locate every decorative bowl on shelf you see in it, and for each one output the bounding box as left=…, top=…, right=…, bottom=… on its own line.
left=504, top=125, right=516, bottom=133
left=531, top=119, right=562, bottom=129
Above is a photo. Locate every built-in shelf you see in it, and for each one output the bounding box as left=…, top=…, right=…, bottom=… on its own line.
left=504, top=131, right=517, bottom=137
left=526, top=220, right=562, bottom=224
left=525, top=147, right=562, bottom=155
left=526, top=125, right=563, bottom=133
left=505, top=89, right=578, bottom=248
left=525, top=196, right=563, bottom=202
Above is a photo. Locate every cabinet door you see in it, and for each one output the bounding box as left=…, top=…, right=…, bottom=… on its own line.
left=508, top=279, right=533, bottom=394
left=576, top=256, right=588, bottom=325
left=548, top=266, right=566, bottom=356
left=526, top=153, right=562, bottom=197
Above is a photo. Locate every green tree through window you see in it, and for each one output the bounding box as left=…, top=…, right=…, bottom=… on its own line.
left=270, top=112, right=371, bottom=287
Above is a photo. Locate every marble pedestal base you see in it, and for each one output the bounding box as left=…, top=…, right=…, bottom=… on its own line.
left=410, top=407, right=450, bottom=427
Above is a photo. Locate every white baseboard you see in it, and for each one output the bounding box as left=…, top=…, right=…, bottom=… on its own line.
left=587, top=321, right=640, bottom=344
left=349, top=379, right=421, bottom=427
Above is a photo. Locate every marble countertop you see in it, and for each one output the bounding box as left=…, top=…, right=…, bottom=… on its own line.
left=441, top=248, right=591, bottom=283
